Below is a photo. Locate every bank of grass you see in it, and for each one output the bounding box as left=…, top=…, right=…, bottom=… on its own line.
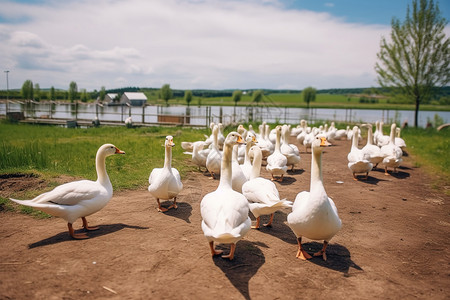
left=401, top=127, right=450, bottom=194
left=160, top=93, right=450, bottom=111
left=0, top=122, right=208, bottom=195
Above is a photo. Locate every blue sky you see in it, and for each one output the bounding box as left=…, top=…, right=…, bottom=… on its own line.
left=0, top=0, right=449, bottom=90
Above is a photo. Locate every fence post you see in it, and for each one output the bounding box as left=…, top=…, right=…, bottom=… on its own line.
left=142, top=105, right=145, bottom=124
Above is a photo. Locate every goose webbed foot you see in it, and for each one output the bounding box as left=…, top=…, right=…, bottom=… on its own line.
left=68, top=223, right=89, bottom=239
left=296, top=237, right=312, bottom=260
left=157, top=199, right=168, bottom=212
left=313, top=241, right=329, bottom=261
left=167, top=198, right=178, bottom=210
left=209, top=241, right=224, bottom=256
left=221, top=243, right=236, bottom=260
left=82, top=217, right=99, bottom=231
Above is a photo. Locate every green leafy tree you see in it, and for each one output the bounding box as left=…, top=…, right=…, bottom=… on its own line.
left=21, top=80, right=34, bottom=100
left=99, top=86, right=106, bottom=102
left=49, top=86, right=56, bottom=101
left=252, top=90, right=263, bottom=106
left=232, top=90, right=242, bottom=106
left=80, top=88, right=88, bottom=103
left=160, top=84, right=172, bottom=106
left=302, top=86, right=317, bottom=108
left=34, top=83, right=41, bottom=102
left=184, top=90, right=193, bottom=107
left=68, top=81, right=78, bottom=103
left=375, top=0, right=449, bottom=127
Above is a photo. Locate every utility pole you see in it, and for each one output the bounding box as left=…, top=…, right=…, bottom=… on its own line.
left=4, top=70, right=9, bottom=113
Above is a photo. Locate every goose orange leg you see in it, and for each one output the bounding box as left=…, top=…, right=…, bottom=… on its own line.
left=82, top=217, right=99, bottom=231
left=209, top=241, right=223, bottom=256
left=252, top=217, right=261, bottom=229
left=263, top=214, right=274, bottom=227
left=221, top=243, right=236, bottom=260
left=313, top=241, right=329, bottom=261
left=296, top=237, right=312, bottom=260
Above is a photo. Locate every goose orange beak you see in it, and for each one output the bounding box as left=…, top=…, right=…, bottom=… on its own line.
left=320, top=137, right=331, bottom=147
left=115, top=147, right=126, bottom=154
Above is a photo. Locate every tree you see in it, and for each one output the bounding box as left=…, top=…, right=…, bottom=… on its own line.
left=80, top=88, right=88, bottom=103
left=375, top=0, right=449, bottom=127
left=99, top=86, right=106, bottom=102
left=184, top=90, right=193, bottom=107
left=232, top=90, right=242, bottom=106
left=21, top=80, right=33, bottom=100
left=49, top=86, right=56, bottom=101
left=252, top=90, right=263, bottom=106
left=302, top=86, right=316, bottom=108
left=34, top=83, right=41, bottom=101
left=68, top=81, right=78, bottom=103
left=160, top=84, right=172, bottom=106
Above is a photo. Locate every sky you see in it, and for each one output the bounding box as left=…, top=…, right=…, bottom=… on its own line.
left=0, top=0, right=449, bottom=91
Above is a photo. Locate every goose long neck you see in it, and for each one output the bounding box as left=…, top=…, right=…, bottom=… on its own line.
left=352, top=128, right=359, bottom=148
left=244, top=142, right=252, bottom=164
left=219, top=143, right=233, bottom=189
left=250, top=148, right=262, bottom=180
left=310, top=148, right=325, bottom=192
left=96, top=151, right=110, bottom=186
left=367, top=126, right=374, bottom=145
left=275, top=129, right=281, bottom=151
left=164, top=145, right=172, bottom=169
left=390, top=124, right=396, bottom=144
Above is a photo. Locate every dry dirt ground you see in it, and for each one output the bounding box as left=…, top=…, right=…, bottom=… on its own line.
left=0, top=138, right=449, bottom=300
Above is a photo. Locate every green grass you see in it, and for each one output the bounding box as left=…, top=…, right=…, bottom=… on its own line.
left=0, top=122, right=209, bottom=193
left=162, top=92, right=450, bottom=111
left=401, top=127, right=450, bottom=194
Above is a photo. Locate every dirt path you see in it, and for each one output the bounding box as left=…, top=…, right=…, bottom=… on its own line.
left=1, top=138, right=449, bottom=299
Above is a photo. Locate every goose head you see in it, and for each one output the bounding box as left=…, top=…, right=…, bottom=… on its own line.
left=165, top=136, right=175, bottom=148
left=99, top=144, right=126, bottom=156
left=312, top=134, right=331, bottom=151
left=225, top=131, right=245, bottom=146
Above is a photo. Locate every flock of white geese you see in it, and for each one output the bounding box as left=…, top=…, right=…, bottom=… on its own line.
left=10, top=120, right=406, bottom=261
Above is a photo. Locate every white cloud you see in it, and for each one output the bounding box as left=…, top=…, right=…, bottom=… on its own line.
left=0, top=0, right=391, bottom=90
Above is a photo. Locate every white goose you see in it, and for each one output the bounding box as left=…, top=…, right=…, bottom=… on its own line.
left=10, top=144, right=125, bottom=239
left=256, top=122, right=272, bottom=159
left=296, top=120, right=308, bottom=146
left=381, top=123, right=403, bottom=175
left=347, top=126, right=373, bottom=180
left=184, top=141, right=207, bottom=171
left=240, top=132, right=257, bottom=181
left=303, top=127, right=317, bottom=153
left=377, top=121, right=390, bottom=147
left=242, top=146, right=292, bottom=229
left=206, top=124, right=222, bottom=179
left=287, top=135, right=342, bottom=261
left=149, top=136, right=183, bottom=212
left=361, top=124, right=385, bottom=169
left=395, top=127, right=407, bottom=150
left=266, top=125, right=288, bottom=181
left=280, top=124, right=301, bottom=170
left=201, top=132, right=251, bottom=260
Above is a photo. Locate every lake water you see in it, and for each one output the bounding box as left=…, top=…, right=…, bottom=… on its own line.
left=1, top=101, right=449, bottom=128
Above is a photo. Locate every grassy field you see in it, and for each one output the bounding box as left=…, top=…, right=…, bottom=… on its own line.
left=0, top=122, right=208, bottom=193
left=144, top=92, right=450, bottom=111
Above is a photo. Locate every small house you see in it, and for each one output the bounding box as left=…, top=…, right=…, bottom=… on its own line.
left=120, top=92, right=147, bottom=106
left=102, top=93, right=119, bottom=105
